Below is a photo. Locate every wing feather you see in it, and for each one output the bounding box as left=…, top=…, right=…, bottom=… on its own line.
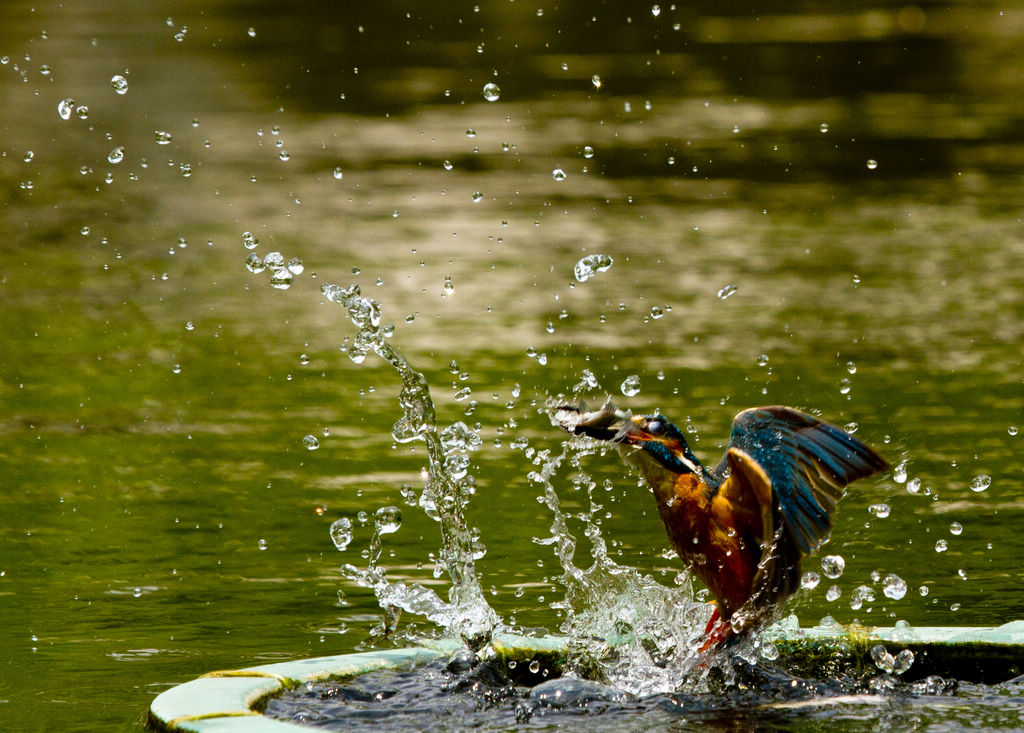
left=719, top=406, right=889, bottom=555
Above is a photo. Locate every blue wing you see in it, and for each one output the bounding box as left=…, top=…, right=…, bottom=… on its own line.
left=715, top=406, right=889, bottom=556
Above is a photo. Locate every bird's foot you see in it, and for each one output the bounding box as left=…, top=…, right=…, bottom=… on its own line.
left=697, top=604, right=734, bottom=652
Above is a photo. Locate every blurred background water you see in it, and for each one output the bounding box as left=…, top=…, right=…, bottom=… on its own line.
left=1, top=1, right=1023, bottom=730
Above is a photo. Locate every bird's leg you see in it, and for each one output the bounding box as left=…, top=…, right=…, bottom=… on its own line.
left=702, top=602, right=720, bottom=636
left=698, top=603, right=734, bottom=652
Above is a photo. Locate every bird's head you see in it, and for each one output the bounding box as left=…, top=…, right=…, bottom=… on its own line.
left=555, top=402, right=703, bottom=477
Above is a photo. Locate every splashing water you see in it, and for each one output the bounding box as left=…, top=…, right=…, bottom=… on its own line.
left=521, top=375, right=724, bottom=695
left=535, top=448, right=715, bottom=694
left=322, top=282, right=497, bottom=647
left=323, top=285, right=767, bottom=692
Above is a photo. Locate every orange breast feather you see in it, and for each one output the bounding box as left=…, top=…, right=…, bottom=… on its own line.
left=657, top=470, right=768, bottom=619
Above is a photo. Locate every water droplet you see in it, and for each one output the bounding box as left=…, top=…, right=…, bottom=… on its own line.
left=717, top=283, right=738, bottom=299
left=80, top=226, right=90, bottom=235
left=821, top=554, right=845, bottom=579
left=23, top=150, right=33, bottom=163
left=650, top=306, right=664, bottom=320
left=287, top=257, right=304, bottom=275
left=883, top=574, right=907, bottom=600
left=247, top=27, right=257, bottom=38
left=583, top=145, right=594, bottom=159
left=825, top=585, right=841, bottom=601
left=154, top=130, right=173, bottom=145
left=75, top=105, right=89, bottom=120
left=303, top=435, right=320, bottom=450
left=839, top=378, right=852, bottom=395
left=1009, top=425, right=1018, bottom=436
left=949, top=521, right=963, bottom=536
left=264, top=252, right=285, bottom=270
left=440, top=422, right=483, bottom=454
left=850, top=584, right=875, bottom=610
left=110, top=74, right=128, bottom=94
left=185, top=321, right=194, bottom=331
left=58, top=98, right=75, bottom=119
left=330, top=518, right=353, bottom=550
left=529, top=660, right=541, bottom=674
left=935, top=539, right=948, bottom=552
left=868, top=503, right=890, bottom=518
left=893, top=460, right=907, bottom=484
left=573, top=253, right=614, bottom=282
left=893, top=649, right=914, bottom=674
left=465, top=128, right=476, bottom=138
left=866, top=159, right=878, bottom=170
left=552, top=168, right=566, bottom=182
left=279, top=150, right=290, bottom=161
left=871, top=644, right=894, bottom=673
left=257, top=539, right=268, bottom=551
left=471, top=191, right=483, bottom=203
left=819, top=122, right=829, bottom=133
left=241, top=231, right=259, bottom=250
left=969, top=474, right=991, bottom=493
left=591, top=75, right=602, bottom=89
left=620, top=375, right=641, bottom=397
left=846, top=361, right=857, bottom=374
left=760, top=642, right=779, bottom=661
left=332, top=167, right=343, bottom=179
left=132, top=587, right=143, bottom=598
left=245, top=253, right=265, bottom=273
left=482, top=82, right=500, bottom=102
left=374, top=506, right=402, bottom=535
left=269, top=270, right=294, bottom=289
left=171, top=363, right=182, bottom=374
left=801, top=571, right=820, bottom=590
left=919, top=585, right=930, bottom=596
left=756, top=354, right=769, bottom=367
left=107, top=146, right=125, bottom=164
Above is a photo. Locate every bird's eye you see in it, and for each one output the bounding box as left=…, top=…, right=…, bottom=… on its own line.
left=647, top=419, right=664, bottom=435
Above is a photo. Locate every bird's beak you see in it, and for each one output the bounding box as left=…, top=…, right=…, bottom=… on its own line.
left=554, top=402, right=636, bottom=443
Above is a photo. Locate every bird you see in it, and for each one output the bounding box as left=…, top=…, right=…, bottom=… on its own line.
left=555, top=401, right=889, bottom=648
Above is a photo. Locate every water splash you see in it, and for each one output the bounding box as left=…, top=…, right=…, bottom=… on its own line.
left=322, top=282, right=497, bottom=647
left=531, top=395, right=718, bottom=695
left=321, top=287, right=787, bottom=691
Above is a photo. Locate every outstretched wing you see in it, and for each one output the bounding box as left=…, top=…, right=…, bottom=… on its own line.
left=718, top=406, right=889, bottom=557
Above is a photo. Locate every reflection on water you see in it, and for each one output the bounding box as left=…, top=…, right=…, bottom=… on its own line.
left=1, top=1, right=1023, bottom=730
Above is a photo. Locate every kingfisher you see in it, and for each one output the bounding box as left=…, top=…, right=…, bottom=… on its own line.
left=556, top=402, right=888, bottom=647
